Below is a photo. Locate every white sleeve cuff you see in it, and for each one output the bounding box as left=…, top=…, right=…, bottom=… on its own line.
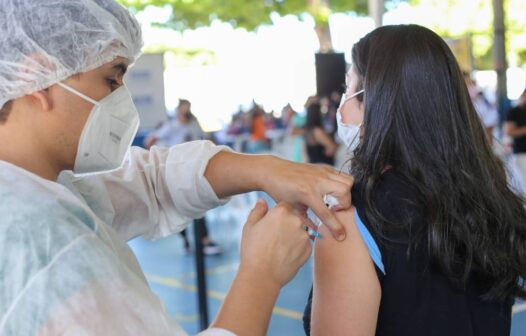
left=164, top=140, right=232, bottom=225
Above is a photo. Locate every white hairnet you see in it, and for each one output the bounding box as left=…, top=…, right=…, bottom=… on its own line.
left=0, top=0, right=143, bottom=109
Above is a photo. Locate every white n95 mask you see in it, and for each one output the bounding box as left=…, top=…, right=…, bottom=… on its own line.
left=336, top=89, right=364, bottom=152
left=58, top=83, right=140, bottom=175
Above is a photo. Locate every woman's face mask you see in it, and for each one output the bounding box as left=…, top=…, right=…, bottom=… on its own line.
left=336, top=89, right=364, bottom=152
left=57, top=82, right=139, bottom=176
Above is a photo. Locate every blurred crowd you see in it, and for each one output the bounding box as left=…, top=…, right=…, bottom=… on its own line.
left=146, top=78, right=526, bottom=193
left=215, top=92, right=345, bottom=165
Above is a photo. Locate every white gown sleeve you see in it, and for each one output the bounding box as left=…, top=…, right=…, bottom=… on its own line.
left=61, top=140, right=232, bottom=241
left=0, top=151, right=238, bottom=336
left=0, top=206, right=236, bottom=336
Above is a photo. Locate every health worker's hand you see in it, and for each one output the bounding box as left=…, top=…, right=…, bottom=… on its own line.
left=211, top=199, right=312, bottom=335
left=239, top=200, right=312, bottom=288
left=260, top=158, right=353, bottom=241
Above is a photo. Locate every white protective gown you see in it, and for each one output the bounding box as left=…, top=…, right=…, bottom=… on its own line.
left=0, top=140, right=235, bottom=336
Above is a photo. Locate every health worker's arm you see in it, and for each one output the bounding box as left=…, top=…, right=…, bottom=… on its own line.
left=204, top=150, right=353, bottom=240
left=310, top=208, right=381, bottom=336
left=66, top=140, right=353, bottom=241
left=211, top=200, right=311, bottom=336
left=63, top=141, right=230, bottom=242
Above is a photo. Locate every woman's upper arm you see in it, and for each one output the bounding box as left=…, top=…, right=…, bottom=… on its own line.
left=311, top=207, right=381, bottom=336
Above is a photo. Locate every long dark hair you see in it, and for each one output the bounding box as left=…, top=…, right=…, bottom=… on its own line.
left=351, top=24, right=526, bottom=301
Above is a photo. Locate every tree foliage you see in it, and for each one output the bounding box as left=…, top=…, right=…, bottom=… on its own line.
left=405, top=0, right=526, bottom=68
left=118, top=0, right=526, bottom=68
left=118, top=0, right=370, bottom=30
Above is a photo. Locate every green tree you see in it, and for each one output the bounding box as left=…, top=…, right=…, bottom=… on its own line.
left=118, top=0, right=526, bottom=68
left=118, top=0, right=371, bottom=52
left=406, top=0, right=526, bottom=69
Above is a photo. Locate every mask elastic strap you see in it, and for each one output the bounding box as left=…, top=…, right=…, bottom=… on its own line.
left=345, top=89, right=365, bottom=102
left=338, top=89, right=365, bottom=121
left=57, top=82, right=99, bottom=106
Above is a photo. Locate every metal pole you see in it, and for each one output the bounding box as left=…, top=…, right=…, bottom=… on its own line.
left=492, top=0, right=508, bottom=120
left=368, top=0, right=384, bottom=28
left=193, top=218, right=209, bottom=330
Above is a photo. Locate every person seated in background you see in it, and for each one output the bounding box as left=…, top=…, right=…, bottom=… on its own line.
left=304, top=24, right=526, bottom=336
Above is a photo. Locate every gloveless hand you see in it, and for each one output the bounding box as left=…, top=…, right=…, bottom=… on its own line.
left=260, top=157, right=354, bottom=241
left=239, top=199, right=312, bottom=288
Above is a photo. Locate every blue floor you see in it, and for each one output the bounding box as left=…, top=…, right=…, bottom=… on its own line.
left=129, top=192, right=526, bottom=335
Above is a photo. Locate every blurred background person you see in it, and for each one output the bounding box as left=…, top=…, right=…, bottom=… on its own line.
left=464, top=72, right=499, bottom=146
left=145, top=99, right=204, bottom=148
left=246, top=104, right=269, bottom=153
left=282, top=104, right=303, bottom=137
left=224, top=111, right=249, bottom=150
left=304, top=100, right=337, bottom=166
left=145, top=99, right=222, bottom=255
left=284, top=104, right=306, bottom=162
left=505, top=89, right=526, bottom=192
left=326, top=91, right=342, bottom=138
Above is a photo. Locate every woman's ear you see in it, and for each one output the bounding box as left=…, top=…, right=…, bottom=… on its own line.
left=28, top=88, right=53, bottom=111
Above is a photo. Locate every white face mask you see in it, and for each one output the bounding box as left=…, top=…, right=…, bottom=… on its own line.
left=336, top=89, right=364, bottom=152
left=58, top=83, right=140, bottom=176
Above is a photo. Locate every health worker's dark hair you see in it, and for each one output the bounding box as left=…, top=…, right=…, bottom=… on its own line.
left=0, top=100, right=12, bottom=124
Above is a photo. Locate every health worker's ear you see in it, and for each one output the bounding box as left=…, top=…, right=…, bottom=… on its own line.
left=18, top=52, right=58, bottom=112
left=28, top=88, right=53, bottom=112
